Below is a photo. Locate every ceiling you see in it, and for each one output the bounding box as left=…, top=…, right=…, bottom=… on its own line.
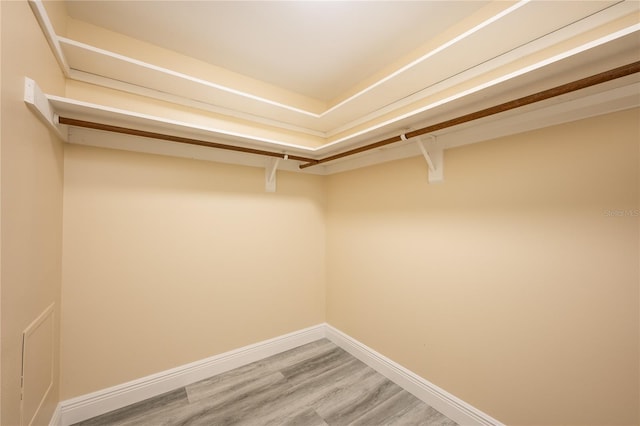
left=28, top=0, right=640, bottom=174
left=64, top=1, right=489, bottom=102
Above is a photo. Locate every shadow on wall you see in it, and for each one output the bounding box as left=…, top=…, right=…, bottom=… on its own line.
left=64, top=143, right=325, bottom=200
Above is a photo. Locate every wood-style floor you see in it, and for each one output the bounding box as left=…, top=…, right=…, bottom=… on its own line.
left=74, top=339, right=458, bottom=426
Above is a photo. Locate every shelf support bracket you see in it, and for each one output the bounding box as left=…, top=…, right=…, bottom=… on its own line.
left=265, top=157, right=281, bottom=192
left=417, top=135, right=443, bottom=183
left=23, top=77, right=68, bottom=141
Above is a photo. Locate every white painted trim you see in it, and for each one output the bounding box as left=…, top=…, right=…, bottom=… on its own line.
left=54, top=18, right=638, bottom=163
left=59, top=36, right=322, bottom=119
left=322, top=81, right=640, bottom=175
left=56, top=323, right=505, bottom=425
left=325, top=0, right=640, bottom=138
left=21, top=304, right=56, bottom=426
left=48, top=2, right=528, bottom=120
left=37, top=0, right=633, bottom=138
left=23, top=78, right=67, bottom=141
left=322, top=0, right=530, bottom=116
left=265, top=157, right=280, bottom=192
left=48, top=405, right=61, bottom=426
left=27, top=77, right=638, bottom=177
left=46, top=94, right=315, bottom=153
left=58, top=324, right=325, bottom=426
left=325, top=325, right=504, bottom=426
left=322, top=23, right=640, bottom=149
left=66, top=69, right=327, bottom=139
left=27, top=0, right=70, bottom=75
left=65, top=127, right=327, bottom=176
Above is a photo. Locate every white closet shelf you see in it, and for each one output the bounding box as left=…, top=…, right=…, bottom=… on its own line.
left=25, top=77, right=327, bottom=173
left=24, top=73, right=640, bottom=178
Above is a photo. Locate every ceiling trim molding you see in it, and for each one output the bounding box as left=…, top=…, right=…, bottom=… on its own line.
left=27, top=0, right=70, bottom=75
left=30, top=0, right=639, bottom=141
left=65, top=69, right=329, bottom=139
left=26, top=0, right=640, bottom=171
left=325, top=0, right=639, bottom=138
left=60, top=36, right=324, bottom=118
left=45, top=15, right=640, bottom=150
left=57, top=1, right=530, bottom=120
left=320, top=0, right=530, bottom=116
left=27, top=0, right=553, bottom=121
left=321, top=22, right=640, bottom=151
left=29, top=0, right=640, bottom=139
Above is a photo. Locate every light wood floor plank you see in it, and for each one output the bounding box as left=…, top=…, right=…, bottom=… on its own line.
left=73, top=339, right=457, bottom=426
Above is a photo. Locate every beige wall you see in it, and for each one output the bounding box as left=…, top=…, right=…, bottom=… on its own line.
left=4, top=3, right=638, bottom=425
left=59, top=108, right=638, bottom=425
left=1, top=1, right=66, bottom=424
left=60, top=145, right=326, bottom=398
left=326, top=108, right=640, bottom=426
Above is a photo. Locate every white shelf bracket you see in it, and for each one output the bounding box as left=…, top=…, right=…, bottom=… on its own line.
left=265, top=157, right=281, bottom=192
left=23, top=77, right=68, bottom=141
left=417, top=135, right=444, bottom=183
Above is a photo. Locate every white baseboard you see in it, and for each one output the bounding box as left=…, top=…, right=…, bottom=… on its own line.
left=324, top=324, right=504, bottom=426
left=48, top=404, right=62, bottom=426
left=56, top=324, right=325, bottom=425
left=52, top=323, right=502, bottom=426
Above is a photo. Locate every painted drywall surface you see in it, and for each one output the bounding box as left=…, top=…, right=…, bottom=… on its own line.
left=1, top=0, right=3, bottom=418
left=1, top=1, right=66, bottom=424
left=42, top=0, right=68, bottom=37
left=326, top=109, right=639, bottom=426
left=64, top=17, right=326, bottom=117
left=61, top=145, right=326, bottom=398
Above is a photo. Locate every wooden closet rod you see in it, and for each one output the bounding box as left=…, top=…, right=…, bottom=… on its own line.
left=56, top=117, right=320, bottom=164
left=299, top=60, right=640, bottom=170
left=57, top=61, right=639, bottom=169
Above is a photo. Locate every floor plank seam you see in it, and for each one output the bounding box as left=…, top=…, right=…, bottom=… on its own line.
left=72, top=339, right=457, bottom=426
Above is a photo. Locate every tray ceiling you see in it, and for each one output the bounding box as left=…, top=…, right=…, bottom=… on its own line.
left=64, top=1, right=490, bottom=102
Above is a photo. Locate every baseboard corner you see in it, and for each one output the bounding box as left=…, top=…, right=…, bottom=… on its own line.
left=324, top=323, right=504, bottom=426
left=57, top=323, right=502, bottom=426
left=48, top=403, right=62, bottom=426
